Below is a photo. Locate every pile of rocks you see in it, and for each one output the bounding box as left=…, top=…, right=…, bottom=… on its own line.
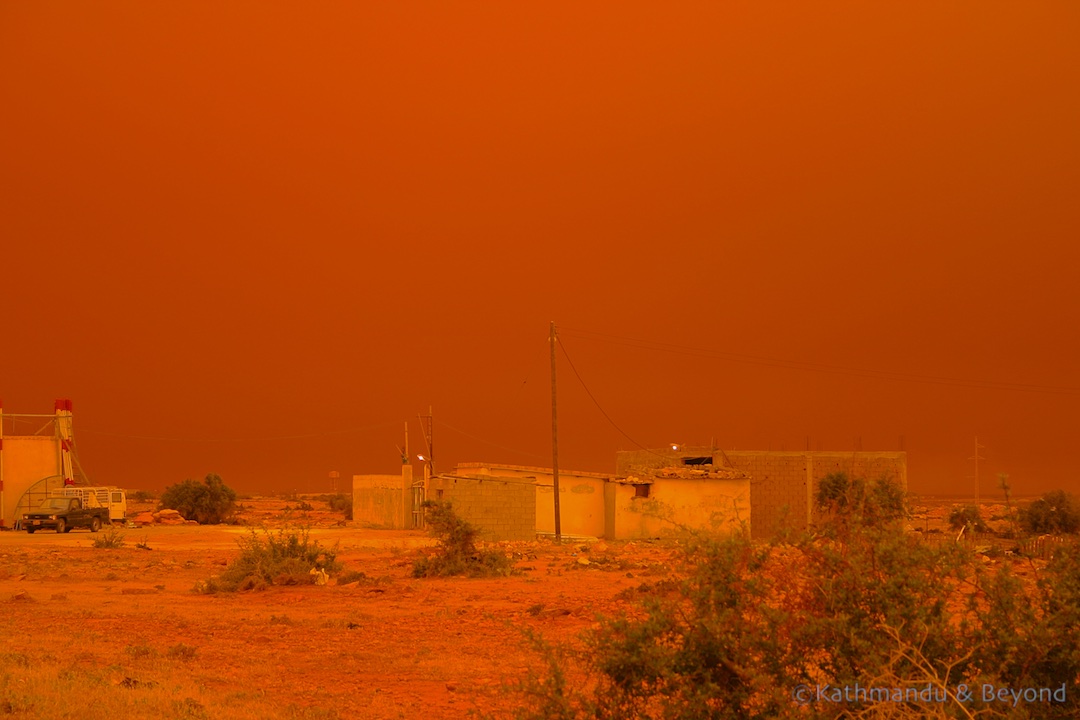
left=131, top=508, right=198, bottom=526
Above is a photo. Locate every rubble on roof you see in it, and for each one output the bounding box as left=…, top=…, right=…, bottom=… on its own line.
left=620, top=466, right=750, bottom=482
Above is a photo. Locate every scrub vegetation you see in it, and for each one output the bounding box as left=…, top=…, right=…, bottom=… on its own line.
left=195, top=525, right=341, bottom=593
left=315, top=493, right=353, bottom=520
left=160, top=473, right=238, bottom=525
left=90, top=526, right=126, bottom=549
left=1020, top=490, right=1080, bottom=536
left=505, top=477, right=1080, bottom=720
left=947, top=504, right=990, bottom=533
left=412, top=500, right=514, bottom=578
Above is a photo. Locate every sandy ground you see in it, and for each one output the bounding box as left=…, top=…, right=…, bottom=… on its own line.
left=0, top=497, right=676, bottom=719
left=0, top=494, right=1051, bottom=718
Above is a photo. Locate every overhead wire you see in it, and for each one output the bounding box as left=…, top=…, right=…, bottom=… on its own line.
left=556, top=333, right=648, bottom=449
left=78, top=420, right=404, bottom=443
left=558, top=326, right=1080, bottom=396
left=434, top=417, right=548, bottom=461
left=556, top=330, right=676, bottom=461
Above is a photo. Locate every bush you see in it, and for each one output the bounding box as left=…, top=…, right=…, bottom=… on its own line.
left=91, top=526, right=126, bottom=548
left=327, top=493, right=353, bottom=519
left=194, top=525, right=341, bottom=593
left=412, top=501, right=514, bottom=578
left=1020, top=490, right=1080, bottom=535
left=948, top=504, right=990, bottom=533
left=815, top=472, right=907, bottom=526
left=506, top=516, right=1080, bottom=719
left=160, top=473, right=237, bottom=525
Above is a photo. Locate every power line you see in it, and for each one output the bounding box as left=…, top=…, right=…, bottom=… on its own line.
left=79, top=420, right=403, bottom=443
left=558, top=326, right=1080, bottom=396
left=556, top=331, right=654, bottom=452
left=433, top=417, right=548, bottom=461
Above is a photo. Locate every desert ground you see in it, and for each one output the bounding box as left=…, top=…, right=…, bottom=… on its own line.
left=0, top=495, right=1053, bottom=719
left=0, top=496, right=677, bottom=719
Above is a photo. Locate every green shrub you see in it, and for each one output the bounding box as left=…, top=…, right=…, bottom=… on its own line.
left=1020, top=490, right=1080, bottom=535
left=507, top=516, right=1080, bottom=719
left=326, top=493, right=353, bottom=519
left=412, top=501, right=513, bottom=578
left=815, top=472, right=907, bottom=528
left=195, top=525, right=341, bottom=593
left=91, top=526, right=126, bottom=548
left=166, top=643, right=197, bottom=661
left=948, top=504, right=990, bottom=533
left=160, top=473, right=237, bottom=525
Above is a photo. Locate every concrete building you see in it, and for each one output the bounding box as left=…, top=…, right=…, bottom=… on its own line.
left=616, top=447, right=908, bottom=539
left=353, top=446, right=905, bottom=542
left=353, top=458, right=751, bottom=541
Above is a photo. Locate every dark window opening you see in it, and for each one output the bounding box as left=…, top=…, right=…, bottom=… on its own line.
left=682, top=456, right=713, bottom=466
left=435, top=489, right=444, bottom=500
left=634, top=484, right=651, bottom=498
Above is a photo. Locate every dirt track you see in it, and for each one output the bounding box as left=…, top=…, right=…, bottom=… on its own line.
left=0, top=499, right=675, bottom=719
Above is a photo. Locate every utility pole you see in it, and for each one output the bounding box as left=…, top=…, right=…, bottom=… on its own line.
left=969, top=436, right=985, bottom=504
left=550, top=321, right=561, bottom=541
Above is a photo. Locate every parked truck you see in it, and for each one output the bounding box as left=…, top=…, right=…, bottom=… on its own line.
left=22, top=496, right=110, bottom=533
left=61, top=486, right=127, bottom=524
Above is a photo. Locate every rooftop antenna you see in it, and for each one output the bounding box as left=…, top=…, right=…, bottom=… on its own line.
left=396, top=421, right=409, bottom=464
left=418, top=408, right=434, bottom=476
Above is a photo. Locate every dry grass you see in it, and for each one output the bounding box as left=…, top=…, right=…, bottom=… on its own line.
left=0, top=497, right=655, bottom=719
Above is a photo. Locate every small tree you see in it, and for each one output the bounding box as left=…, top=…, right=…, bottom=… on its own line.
left=815, top=472, right=907, bottom=527
left=327, top=493, right=353, bottom=520
left=1019, top=490, right=1080, bottom=535
left=948, top=504, right=989, bottom=533
left=160, top=473, right=237, bottom=524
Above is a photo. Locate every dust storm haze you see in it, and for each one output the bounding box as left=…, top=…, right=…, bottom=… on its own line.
left=1, top=2, right=1077, bottom=496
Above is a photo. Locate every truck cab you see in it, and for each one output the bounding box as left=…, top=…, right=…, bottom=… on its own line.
left=23, top=497, right=108, bottom=534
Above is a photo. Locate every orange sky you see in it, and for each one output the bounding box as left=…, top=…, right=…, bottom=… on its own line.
left=2, top=2, right=1078, bottom=496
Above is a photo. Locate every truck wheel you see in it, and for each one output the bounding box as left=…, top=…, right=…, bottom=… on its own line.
left=90, top=517, right=102, bottom=532
left=26, top=528, right=35, bottom=534
left=55, top=519, right=67, bottom=534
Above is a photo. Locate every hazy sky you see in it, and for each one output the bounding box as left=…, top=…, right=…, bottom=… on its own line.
left=2, top=2, right=1078, bottom=496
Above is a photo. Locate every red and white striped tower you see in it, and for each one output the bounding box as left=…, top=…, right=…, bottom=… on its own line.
left=55, top=399, right=75, bottom=487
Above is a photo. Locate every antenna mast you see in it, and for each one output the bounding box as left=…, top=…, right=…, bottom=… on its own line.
left=551, top=321, right=561, bottom=541
left=968, top=436, right=985, bottom=504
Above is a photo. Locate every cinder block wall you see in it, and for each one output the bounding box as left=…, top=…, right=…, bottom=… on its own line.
left=429, top=474, right=536, bottom=542
left=729, top=451, right=907, bottom=539
left=455, top=463, right=608, bottom=537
